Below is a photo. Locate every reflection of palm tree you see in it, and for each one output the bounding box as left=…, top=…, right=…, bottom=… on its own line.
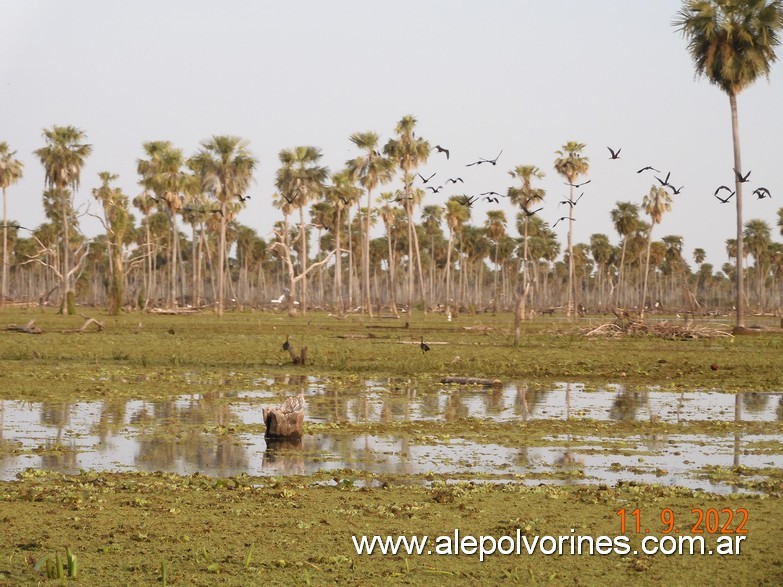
left=514, top=384, right=547, bottom=420
left=94, top=399, right=128, bottom=444
left=40, top=402, right=70, bottom=444
left=777, top=395, right=783, bottom=421
left=609, top=389, right=647, bottom=421
left=742, top=392, right=769, bottom=412
left=444, top=393, right=468, bottom=420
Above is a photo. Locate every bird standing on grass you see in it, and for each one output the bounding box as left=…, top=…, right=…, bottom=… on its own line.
left=282, top=335, right=290, bottom=351
left=420, top=336, right=430, bottom=354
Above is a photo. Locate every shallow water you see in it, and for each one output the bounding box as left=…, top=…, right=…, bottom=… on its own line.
left=1, top=384, right=781, bottom=494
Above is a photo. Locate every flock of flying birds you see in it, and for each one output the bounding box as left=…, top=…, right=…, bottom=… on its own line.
left=400, top=143, right=774, bottom=231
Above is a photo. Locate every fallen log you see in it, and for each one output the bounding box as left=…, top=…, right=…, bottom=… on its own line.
left=5, top=319, right=42, bottom=334
left=440, top=376, right=502, bottom=388
left=263, top=394, right=305, bottom=438
left=64, top=316, right=105, bottom=333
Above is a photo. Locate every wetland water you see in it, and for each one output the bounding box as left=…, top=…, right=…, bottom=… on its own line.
left=1, top=381, right=781, bottom=493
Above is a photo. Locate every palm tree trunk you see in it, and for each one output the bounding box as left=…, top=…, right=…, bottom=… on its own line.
left=640, top=226, right=654, bottom=320
left=299, top=206, right=308, bottom=316
left=335, top=206, right=344, bottom=316
left=1, top=186, right=7, bottom=306
left=730, top=91, right=745, bottom=328
left=60, top=189, right=72, bottom=314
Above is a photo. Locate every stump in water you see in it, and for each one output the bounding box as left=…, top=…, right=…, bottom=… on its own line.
left=285, top=343, right=308, bottom=365
left=263, top=394, right=305, bottom=438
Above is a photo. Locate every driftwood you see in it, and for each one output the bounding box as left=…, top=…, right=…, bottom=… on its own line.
left=285, top=344, right=308, bottom=365
left=441, top=376, right=502, bottom=388
left=5, top=319, right=42, bottom=334
left=263, top=394, right=305, bottom=438
left=64, top=316, right=105, bottom=333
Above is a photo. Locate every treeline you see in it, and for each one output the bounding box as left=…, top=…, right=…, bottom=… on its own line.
left=1, top=121, right=782, bottom=318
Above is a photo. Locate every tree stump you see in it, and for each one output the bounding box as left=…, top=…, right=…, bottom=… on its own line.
left=286, top=344, right=308, bottom=365
left=263, top=394, right=305, bottom=438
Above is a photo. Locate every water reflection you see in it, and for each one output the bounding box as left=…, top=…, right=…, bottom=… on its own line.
left=0, top=385, right=781, bottom=494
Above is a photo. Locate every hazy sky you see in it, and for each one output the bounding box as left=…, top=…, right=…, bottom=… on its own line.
left=2, top=0, right=781, bottom=268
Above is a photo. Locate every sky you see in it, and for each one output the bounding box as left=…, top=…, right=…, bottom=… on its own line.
left=2, top=0, right=782, bottom=270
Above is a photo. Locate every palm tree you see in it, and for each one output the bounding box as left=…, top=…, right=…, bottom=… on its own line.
left=0, top=142, right=24, bottom=306
left=132, top=190, right=158, bottom=308
left=484, top=210, right=507, bottom=312
left=444, top=197, right=470, bottom=317
left=640, top=185, right=673, bottom=318
left=508, top=164, right=546, bottom=337
left=34, top=126, right=92, bottom=314
left=92, top=172, right=131, bottom=315
left=421, top=204, right=444, bottom=308
left=383, top=115, right=431, bottom=312
left=137, top=141, right=191, bottom=309
left=189, top=136, right=257, bottom=316
left=743, top=218, right=772, bottom=309
left=325, top=169, right=361, bottom=316
left=674, top=0, right=783, bottom=328
left=275, top=146, right=328, bottom=316
left=346, top=132, right=394, bottom=316
left=610, top=201, right=641, bottom=307
left=553, top=142, right=589, bottom=318
left=590, top=233, right=614, bottom=308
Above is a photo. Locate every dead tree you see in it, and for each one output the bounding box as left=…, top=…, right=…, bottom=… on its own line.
left=263, top=394, right=305, bottom=438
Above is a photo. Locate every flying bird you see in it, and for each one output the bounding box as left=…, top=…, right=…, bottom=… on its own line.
left=433, top=145, right=450, bottom=159
left=714, top=185, right=733, bottom=196
left=753, top=187, right=771, bottom=199
left=480, top=191, right=503, bottom=197
left=458, top=195, right=479, bottom=208
left=607, top=147, right=621, bottom=159
left=553, top=216, right=574, bottom=228
left=559, top=192, right=584, bottom=207
left=637, top=166, right=660, bottom=174
left=484, top=196, right=499, bottom=203
left=418, top=172, right=436, bottom=183
left=426, top=185, right=444, bottom=193
left=520, top=205, right=543, bottom=217
left=734, top=168, right=751, bottom=183
left=446, top=177, right=464, bottom=184
left=654, top=171, right=672, bottom=187
left=669, top=185, right=684, bottom=195
left=236, top=193, right=251, bottom=202
left=481, top=150, right=503, bottom=165
left=714, top=190, right=735, bottom=204
left=566, top=179, right=591, bottom=189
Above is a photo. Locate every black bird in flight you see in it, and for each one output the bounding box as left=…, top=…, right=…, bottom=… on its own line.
left=420, top=336, right=430, bottom=353
left=480, top=191, right=503, bottom=197
left=446, top=177, right=464, bottom=184
left=714, top=189, right=735, bottom=204
left=560, top=192, right=585, bottom=207
left=426, top=185, right=443, bottom=193
left=212, top=208, right=224, bottom=216
left=566, top=179, right=591, bottom=189
left=654, top=171, right=672, bottom=187
left=669, top=185, right=684, bottom=195
left=734, top=168, right=751, bottom=183
left=458, top=195, right=479, bottom=208
left=418, top=172, right=436, bottom=183
left=552, top=216, right=574, bottom=228
left=714, top=185, right=733, bottom=196
left=393, top=195, right=413, bottom=203
left=520, top=205, right=543, bottom=217
left=236, top=193, right=251, bottom=202
left=466, top=150, right=503, bottom=167
left=484, top=196, right=500, bottom=204
left=607, top=147, right=621, bottom=159
left=433, top=145, right=450, bottom=159
left=1, top=223, right=30, bottom=231
left=637, top=166, right=660, bottom=174
left=753, top=187, right=771, bottom=199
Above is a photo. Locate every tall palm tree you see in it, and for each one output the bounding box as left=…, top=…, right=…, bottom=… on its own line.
left=674, top=0, right=783, bottom=328
left=421, top=204, right=444, bottom=308
left=346, top=132, right=394, bottom=317
left=590, top=233, right=614, bottom=308
left=0, top=142, right=24, bottom=306
left=554, top=142, right=589, bottom=318
left=383, top=115, right=431, bottom=312
left=325, top=169, right=361, bottom=316
left=508, top=164, right=546, bottom=336
left=484, top=210, right=507, bottom=312
left=137, top=141, right=191, bottom=309
left=189, top=136, right=257, bottom=316
left=640, top=185, right=673, bottom=318
left=92, top=172, right=131, bottom=315
left=132, top=190, right=158, bottom=308
left=743, top=218, right=772, bottom=308
left=34, top=126, right=92, bottom=314
left=610, top=201, right=641, bottom=307
left=275, top=146, right=328, bottom=316
left=444, top=197, right=470, bottom=317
